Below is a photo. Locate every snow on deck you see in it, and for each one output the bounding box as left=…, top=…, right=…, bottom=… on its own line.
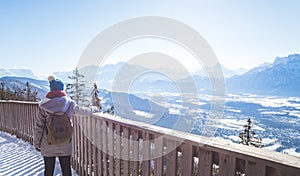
left=0, top=131, right=77, bottom=176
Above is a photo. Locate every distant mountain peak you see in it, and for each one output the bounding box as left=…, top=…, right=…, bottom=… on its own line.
left=274, top=54, right=300, bottom=65
left=227, top=53, right=300, bottom=96
left=0, top=68, right=37, bottom=79
left=258, top=62, right=272, bottom=68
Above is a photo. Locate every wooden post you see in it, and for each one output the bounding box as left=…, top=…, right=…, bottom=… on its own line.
left=181, top=143, right=193, bottom=176
left=122, top=127, right=130, bottom=176
left=245, top=161, right=265, bottom=176
left=166, top=139, right=177, bottom=176
left=72, top=116, right=77, bottom=171
left=102, top=120, right=108, bottom=176
left=88, top=115, right=93, bottom=175
left=97, top=117, right=103, bottom=176
left=266, top=166, right=280, bottom=176
left=108, top=121, right=114, bottom=176
left=198, top=148, right=212, bottom=176
left=83, top=116, right=88, bottom=175
left=154, top=135, right=163, bottom=176
left=141, top=132, right=150, bottom=176
left=219, top=153, right=236, bottom=176
left=115, top=124, right=121, bottom=176
left=80, top=116, right=84, bottom=176
left=92, top=115, right=98, bottom=175
left=132, top=129, right=139, bottom=176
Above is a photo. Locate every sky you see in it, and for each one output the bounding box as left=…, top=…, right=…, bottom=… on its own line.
left=1, top=0, right=300, bottom=77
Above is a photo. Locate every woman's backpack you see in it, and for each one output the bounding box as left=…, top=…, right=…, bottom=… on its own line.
left=46, top=112, right=73, bottom=145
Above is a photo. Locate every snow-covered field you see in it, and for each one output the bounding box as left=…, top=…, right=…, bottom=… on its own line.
left=132, top=93, right=300, bottom=157
left=0, top=132, right=77, bottom=176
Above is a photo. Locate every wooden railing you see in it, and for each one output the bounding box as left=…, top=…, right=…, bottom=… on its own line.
left=0, top=100, right=300, bottom=176
left=0, top=100, right=38, bottom=144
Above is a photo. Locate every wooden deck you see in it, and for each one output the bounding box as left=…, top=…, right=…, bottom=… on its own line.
left=1, top=100, right=300, bottom=176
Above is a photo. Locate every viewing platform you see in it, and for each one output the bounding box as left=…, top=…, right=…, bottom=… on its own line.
left=0, top=100, right=299, bottom=176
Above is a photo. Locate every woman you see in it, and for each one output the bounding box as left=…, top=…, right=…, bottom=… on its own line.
left=33, top=75, right=97, bottom=176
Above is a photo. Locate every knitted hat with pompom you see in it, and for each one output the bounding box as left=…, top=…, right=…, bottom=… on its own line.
left=48, top=75, right=65, bottom=91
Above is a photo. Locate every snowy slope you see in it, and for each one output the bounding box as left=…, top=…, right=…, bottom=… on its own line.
left=0, top=131, right=77, bottom=176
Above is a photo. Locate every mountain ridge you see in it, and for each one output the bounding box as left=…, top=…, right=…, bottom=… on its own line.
left=1, top=53, right=300, bottom=96
left=226, top=54, right=300, bottom=96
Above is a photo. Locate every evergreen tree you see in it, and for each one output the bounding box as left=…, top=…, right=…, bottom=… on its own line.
left=91, top=82, right=102, bottom=110
left=25, top=82, right=32, bottom=101
left=12, top=86, right=25, bottom=101
left=31, top=90, right=38, bottom=101
left=0, top=82, right=5, bottom=100
left=5, top=87, right=11, bottom=100
left=0, top=82, right=12, bottom=100
left=66, top=67, right=89, bottom=106
left=11, top=89, right=17, bottom=100
left=25, top=82, right=38, bottom=101
left=0, top=82, right=39, bottom=102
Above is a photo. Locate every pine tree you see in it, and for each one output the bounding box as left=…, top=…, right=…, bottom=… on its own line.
left=5, top=87, right=11, bottom=100
left=30, top=90, right=38, bottom=101
left=0, top=82, right=5, bottom=100
left=25, top=82, right=33, bottom=101
left=91, top=82, right=102, bottom=110
left=66, top=67, right=89, bottom=106
left=12, top=86, right=25, bottom=101
left=23, top=82, right=38, bottom=102
left=0, top=82, right=38, bottom=102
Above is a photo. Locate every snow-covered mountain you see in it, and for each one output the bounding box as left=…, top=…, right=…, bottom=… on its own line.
left=0, top=76, right=49, bottom=99
left=194, top=65, right=248, bottom=78
left=50, top=56, right=300, bottom=96
left=51, top=62, right=246, bottom=92
left=0, top=68, right=38, bottom=79
left=227, top=54, right=300, bottom=96
left=2, top=53, right=300, bottom=97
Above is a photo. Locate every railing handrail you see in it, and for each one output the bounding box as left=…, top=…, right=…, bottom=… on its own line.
left=0, top=100, right=39, bottom=104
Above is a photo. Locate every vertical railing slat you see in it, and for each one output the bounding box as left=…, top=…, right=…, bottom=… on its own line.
left=166, top=139, right=177, bottom=176
left=219, top=153, right=236, bottom=176
left=245, top=161, right=265, bottom=176
left=132, top=129, right=139, bottom=176
left=87, top=115, right=92, bottom=175
left=198, top=148, right=213, bottom=176
left=115, top=124, right=121, bottom=176
left=181, top=142, right=193, bottom=176
left=102, top=120, right=108, bottom=176
left=84, top=115, right=88, bottom=175
left=122, top=127, right=130, bottom=176
left=92, top=115, right=98, bottom=175
left=108, top=121, right=114, bottom=176
left=73, top=115, right=78, bottom=172
left=79, top=116, right=84, bottom=176
left=141, top=132, right=150, bottom=176
left=97, top=117, right=103, bottom=176
left=154, top=135, right=163, bottom=176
